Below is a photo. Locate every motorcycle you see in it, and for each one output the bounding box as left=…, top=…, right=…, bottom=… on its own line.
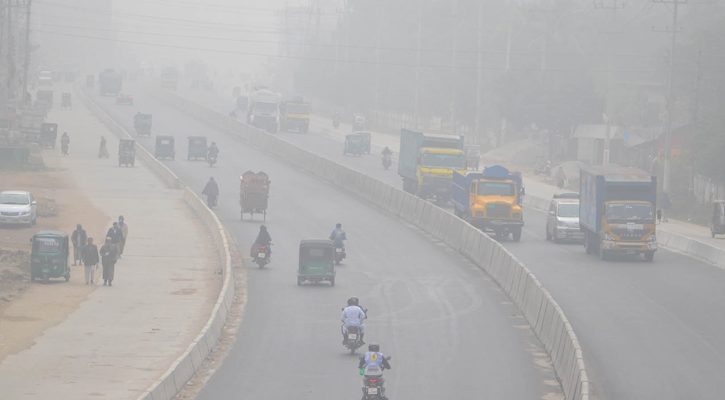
left=382, top=154, right=392, bottom=170
left=334, top=243, right=346, bottom=265
left=207, top=154, right=217, bottom=167
left=534, top=160, right=551, bottom=176
left=254, top=244, right=272, bottom=268
left=360, top=356, right=392, bottom=400
left=342, top=315, right=367, bottom=354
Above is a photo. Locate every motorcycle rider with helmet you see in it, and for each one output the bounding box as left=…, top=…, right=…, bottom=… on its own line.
left=341, top=297, right=366, bottom=345
left=381, top=146, right=392, bottom=156
left=358, top=343, right=392, bottom=398
left=207, top=141, right=219, bottom=161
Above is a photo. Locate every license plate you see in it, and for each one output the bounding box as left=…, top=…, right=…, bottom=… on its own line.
left=257, top=253, right=266, bottom=258
left=626, top=250, right=636, bottom=255
left=336, top=248, right=342, bottom=253
left=491, top=220, right=503, bottom=225
left=348, top=334, right=357, bottom=340
left=368, top=388, right=378, bottom=395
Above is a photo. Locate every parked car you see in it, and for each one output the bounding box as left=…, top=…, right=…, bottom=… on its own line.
left=116, top=93, right=134, bottom=105
left=0, top=191, right=38, bottom=227
left=545, top=193, right=584, bottom=243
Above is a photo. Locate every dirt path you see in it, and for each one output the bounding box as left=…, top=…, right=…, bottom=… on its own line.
left=0, top=150, right=108, bottom=361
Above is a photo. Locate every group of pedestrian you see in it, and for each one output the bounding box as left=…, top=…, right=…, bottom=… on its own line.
left=70, top=216, right=129, bottom=287
left=56, top=132, right=111, bottom=158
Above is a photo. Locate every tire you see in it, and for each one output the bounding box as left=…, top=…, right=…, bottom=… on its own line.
left=600, top=248, right=608, bottom=261
left=65, top=272, right=70, bottom=282
left=712, top=228, right=716, bottom=238
left=545, top=227, right=552, bottom=241
left=330, top=277, right=335, bottom=286
left=297, top=277, right=302, bottom=286
left=350, top=346, right=356, bottom=355
left=335, top=259, right=340, bottom=265
left=553, top=235, right=560, bottom=244
left=43, top=273, right=49, bottom=284
left=512, top=228, right=522, bottom=242
left=644, top=252, right=655, bottom=262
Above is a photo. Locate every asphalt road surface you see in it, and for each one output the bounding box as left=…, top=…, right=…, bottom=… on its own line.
left=166, top=83, right=725, bottom=400
left=85, top=84, right=560, bottom=400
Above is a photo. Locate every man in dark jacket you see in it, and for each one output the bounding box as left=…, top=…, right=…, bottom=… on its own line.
left=81, top=237, right=99, bottom=285
left=71, top=224, right=87, bottom=266
left=202, top=177, right=219, bottom=207
left=106, top=222, right=123, bottom=260
left=100, top=237, right=118, bottom=286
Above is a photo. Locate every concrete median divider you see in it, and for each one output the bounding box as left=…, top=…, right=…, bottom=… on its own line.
left=147, top=87, right=589, bottom=400
left=75, top=86, right=237, bottom=400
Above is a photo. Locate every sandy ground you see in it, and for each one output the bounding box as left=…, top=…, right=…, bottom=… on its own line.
left=0, top=154, right=108, bottom=362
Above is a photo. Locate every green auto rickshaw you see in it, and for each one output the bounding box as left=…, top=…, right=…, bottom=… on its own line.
left=344, top=133, right=363, bottom=157
left=30, top=231, right=71, bottom=284
left=188, top=136, right=207, bottom=160
left=155, top=135, right=175, bottom=160
left=297, top=239, right=336, bottom=286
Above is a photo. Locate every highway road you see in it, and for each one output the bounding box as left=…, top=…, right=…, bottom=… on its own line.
left=85, top=84, right=560, bottom=400
left=167, top=83, right=725, bottom=400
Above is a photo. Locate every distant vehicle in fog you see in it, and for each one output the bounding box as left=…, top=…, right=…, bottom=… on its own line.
left=546, top=193, right=584, bottom=243
left=38, top=70, right=53, bottom=86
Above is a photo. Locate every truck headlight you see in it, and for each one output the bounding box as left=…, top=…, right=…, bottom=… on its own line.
left=513, top=213, right=520, bottom=219
left=646, top=234, right=656, bottom=242
left=604, top=233, right=615, bottom=241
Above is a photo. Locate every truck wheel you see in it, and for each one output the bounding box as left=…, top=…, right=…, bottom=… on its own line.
left=644, top=252, right=655, bottom=262
left=545, top=228, right=552, bottom=241
left=584, top=233, right=593, bottom=254
left=512, top=229, right=522, bottom=242
left=600, top=248, right=608, bottom=261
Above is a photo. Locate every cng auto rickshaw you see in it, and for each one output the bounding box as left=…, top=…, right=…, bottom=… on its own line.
left=40, top=123, right=58, bottom=149
left=119, top=139, right=136, bottom=167
left=352, top=113, right=366, bottom=132
left=297, top=239, right=336, bottom=286
left=711, top=200, right=725, bottom=237
left=155, top=135, right=175, bottom=160
left=360, top=132, right=372, bottom=154
left=344, top=133, right=364, bottom=157
left=30, top=231, right=70, bottom=284
left=61, top=93, right=72, bottom=109
left=188, top=136, right=207, bottom=160
left=133, top=114, right=153, bottom=137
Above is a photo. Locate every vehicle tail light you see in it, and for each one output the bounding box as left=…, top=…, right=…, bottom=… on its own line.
left=369, top=379, right=377, bottom=383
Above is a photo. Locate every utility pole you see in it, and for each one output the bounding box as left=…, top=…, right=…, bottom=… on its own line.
left=413, top=1, right=422, bottom=122
left=595, top=0, right=625, bottom=166
left=654, top=0, right=686, bottom=194
left=373, top=0, right=380, bottom=111
left=7, top=0, right=14, bottom=102
left=474, top=0, right=483, bottom=143
left=692, top=45, right=702, bottom=138
left=449, top=0, right=458, bottom=134
left=21, top=0, right=29, bottom=105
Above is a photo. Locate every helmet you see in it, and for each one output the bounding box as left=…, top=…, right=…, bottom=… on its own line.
left=368, top=343, right=379, bottom=352
left=336, top=223, right=342, bottom=228
left=347, top=297, right=359, bottom=306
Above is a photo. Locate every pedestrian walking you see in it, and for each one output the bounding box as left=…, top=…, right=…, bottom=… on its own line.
left=106, top=222, right=123, bottom=260
left=71, top=224, right=87, bottom=266
left=118, top=216, right=128, bottom=258
left=61, top=132, right=70, bottom=156
left=98, top=136, right=110, bottom=158
left=556, top=167, right=566, bottom=189
left=81, top=237, right=99, bottom=285
left=100, top=237, right=118, bottom=286
left=661, top=192, right=671, bottom=222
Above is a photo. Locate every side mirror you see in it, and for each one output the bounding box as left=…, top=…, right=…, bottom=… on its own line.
left=549, top=210, right=555, bottom=216
left=31, top=201, right=37, bottom=205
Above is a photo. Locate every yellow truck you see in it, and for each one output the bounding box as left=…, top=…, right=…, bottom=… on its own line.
left=579, top=166, right=658, bottom=261
left=398, top=129, right=465, bottom=205
left=279, top=99, right=310, bottom=133
left=452, top=166, right=524, bottom=241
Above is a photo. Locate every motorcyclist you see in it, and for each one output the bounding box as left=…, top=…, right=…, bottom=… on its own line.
left=207, top=142, right=219, bottom=160
left=201, top=177, right=219, bottom=207
left=330, top=223, right=346, bottom=247
left=341, top=297, right=366, bottom=345
left=358, top=343, right=391, bottom=396
left=254, top=225, right=272, bottom=256
left=381, top=146, right=392, bottom=156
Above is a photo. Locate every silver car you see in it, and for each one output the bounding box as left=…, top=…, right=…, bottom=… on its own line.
left=0, top=191, right=38, bottom=227
left=545, top=193, right=584, bottom=243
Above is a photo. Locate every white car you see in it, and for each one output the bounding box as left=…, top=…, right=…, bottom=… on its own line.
left=545, top=193, right=584, bottom=243
left=0, top=191, right=38, bottom=227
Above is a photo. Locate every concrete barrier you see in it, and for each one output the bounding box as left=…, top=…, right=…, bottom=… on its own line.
left=148, top=88, right=589, bottom=400
left=76, top=85, right=238, bottom=400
